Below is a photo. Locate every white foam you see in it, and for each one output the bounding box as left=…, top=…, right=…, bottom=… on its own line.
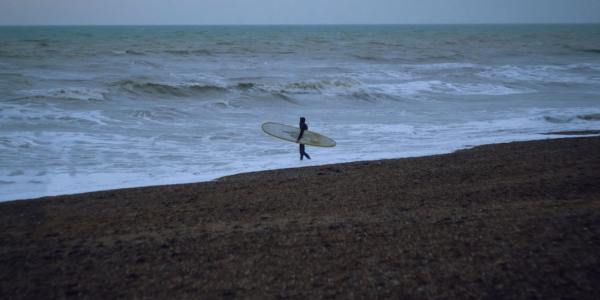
left=569, top=63, right=600, bottom=71
left=478, top=65, right=595, bottom=84
left=4, top=105, right=600, bottom=202
left=171, top=72, right=228, bottom=85
left=349, top=70, right=414, bottom=81
left=406, top=62, right=479, bottom=71
left=0, top=104, right=110, bottom=126
left=445, top=83, right=530, bottom=96
left=369, top=81, right=528, bottom=96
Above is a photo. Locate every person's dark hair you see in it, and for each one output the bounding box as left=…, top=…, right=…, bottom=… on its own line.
left=300, top=117, right=305, bottom=123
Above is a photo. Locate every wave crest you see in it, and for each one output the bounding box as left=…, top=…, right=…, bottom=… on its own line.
left=578, top=113, right=600, bottom=121
left=369, top=81, right=528, bottom=96
left=478, top=65, right=594, bottom=84
left=20, top=88, right=106, bottom=101
left=542, top=113, right=600, bottom=123
left=281, top=79, right=359, bottom=93
left=114, top=80, right=227, bottom=97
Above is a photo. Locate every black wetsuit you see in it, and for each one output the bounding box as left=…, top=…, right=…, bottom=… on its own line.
left=298, top=123, right=311, bottom=160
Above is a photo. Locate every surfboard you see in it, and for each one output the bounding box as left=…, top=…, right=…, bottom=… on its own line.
left=261, top=122, right=336, bottom=147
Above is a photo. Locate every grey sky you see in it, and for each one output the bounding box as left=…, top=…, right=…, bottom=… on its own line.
left=1, top=0, right=599, bottom=25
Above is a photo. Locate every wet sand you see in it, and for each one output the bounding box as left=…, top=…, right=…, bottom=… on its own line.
left=1, top=137, right=599, bottom=299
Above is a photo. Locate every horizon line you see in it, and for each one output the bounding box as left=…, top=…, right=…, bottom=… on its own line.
left=0, top=21, right=599, bottom=27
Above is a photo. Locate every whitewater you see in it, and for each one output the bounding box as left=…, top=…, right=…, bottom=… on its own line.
left=1, top=25, right=600, bottom=201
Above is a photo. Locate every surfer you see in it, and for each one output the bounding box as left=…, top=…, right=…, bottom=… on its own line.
left=297, top=117, right=311, bottom=160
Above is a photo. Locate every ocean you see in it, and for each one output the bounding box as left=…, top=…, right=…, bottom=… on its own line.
left=1, top=24, right=600, bottom=201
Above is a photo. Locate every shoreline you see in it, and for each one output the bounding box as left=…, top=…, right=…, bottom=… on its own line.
left=1, top=136, right=599, bottom=298
left=3, top=133, right=599, bottom=203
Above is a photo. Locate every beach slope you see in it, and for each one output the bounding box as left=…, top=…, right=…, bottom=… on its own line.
left=1, top=137, right=599, bottom=298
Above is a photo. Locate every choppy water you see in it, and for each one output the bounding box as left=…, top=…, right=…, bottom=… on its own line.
left=1, top=25, right=600, bottom=201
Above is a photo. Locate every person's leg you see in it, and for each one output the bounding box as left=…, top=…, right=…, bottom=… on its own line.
left=300, top=144, right=311, bottom=160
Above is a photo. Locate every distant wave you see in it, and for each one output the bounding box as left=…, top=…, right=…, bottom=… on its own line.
left=478, top=65, right=595, bottom=84
left=542, top=113, right=600, bottom=124
left=109, top=76, right=534, bottom=102
left=566, top=45, right=600, bottom=55
left=578, top=113, right=600, bottom=121
left=349, top=90, right=399, bottom=102
left=125, top=50, right=145, bottom=55
left=236, top=82, right=255, bottom=89
left=406, top=62, right=479, bottom=71
left=569, top=63, right=600, bottom=71
left=352, top=54, right=386, bottom=61
left=113, top=80, right=227, bottom=97
left=112, top=78, right=362, bottom=98
left=164, top=49, right=212, bottom=56
left=368, top=81, right=529, bottom=97
left=234, top=77, right=528, bottom=101
left=110, top=50, right=146, bottom=56
left=111, top=49, right=213, bottom=56
left=19, top=88, right=106, bottom=101
left=543, top=116, right=573, bottom=124
left=279, top=79, right=359, bottom=94
left=581, top=49, right=600, bottom=55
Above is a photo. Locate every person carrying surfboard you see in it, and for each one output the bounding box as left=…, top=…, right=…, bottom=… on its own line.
left=297, top=117, right=311, bottom=160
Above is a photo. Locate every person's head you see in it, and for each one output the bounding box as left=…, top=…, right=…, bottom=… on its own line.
left=300, top=117, right=305, bottom=124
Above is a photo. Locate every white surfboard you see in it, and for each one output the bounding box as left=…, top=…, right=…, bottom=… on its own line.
left=261, top=122, right=336, bottom=147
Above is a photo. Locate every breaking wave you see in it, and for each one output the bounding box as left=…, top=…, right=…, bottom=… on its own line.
left=478, top=65, right=596, bottom=84
left=113, top=80, right=228, bottom=97
left=580, top=48, right=600, bottom=55
left=543, top=115, right=573, bottom=124
left=542, top=113, right=600, bottom=124
left=112, top=78, right=362, bottom=98
left=578, top=113, right=600, bottom=121
left=19, top=88, right=107, bottom=101
left=279, top=79, right=359, bottom=94
left=368, top=81, right=528, bottom=96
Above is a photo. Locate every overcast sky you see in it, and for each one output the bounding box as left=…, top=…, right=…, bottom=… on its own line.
left=1, top=0, right=599, bottom=25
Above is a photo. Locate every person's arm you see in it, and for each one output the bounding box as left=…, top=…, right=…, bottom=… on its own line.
left=297, top=127, right=305, bottom=142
